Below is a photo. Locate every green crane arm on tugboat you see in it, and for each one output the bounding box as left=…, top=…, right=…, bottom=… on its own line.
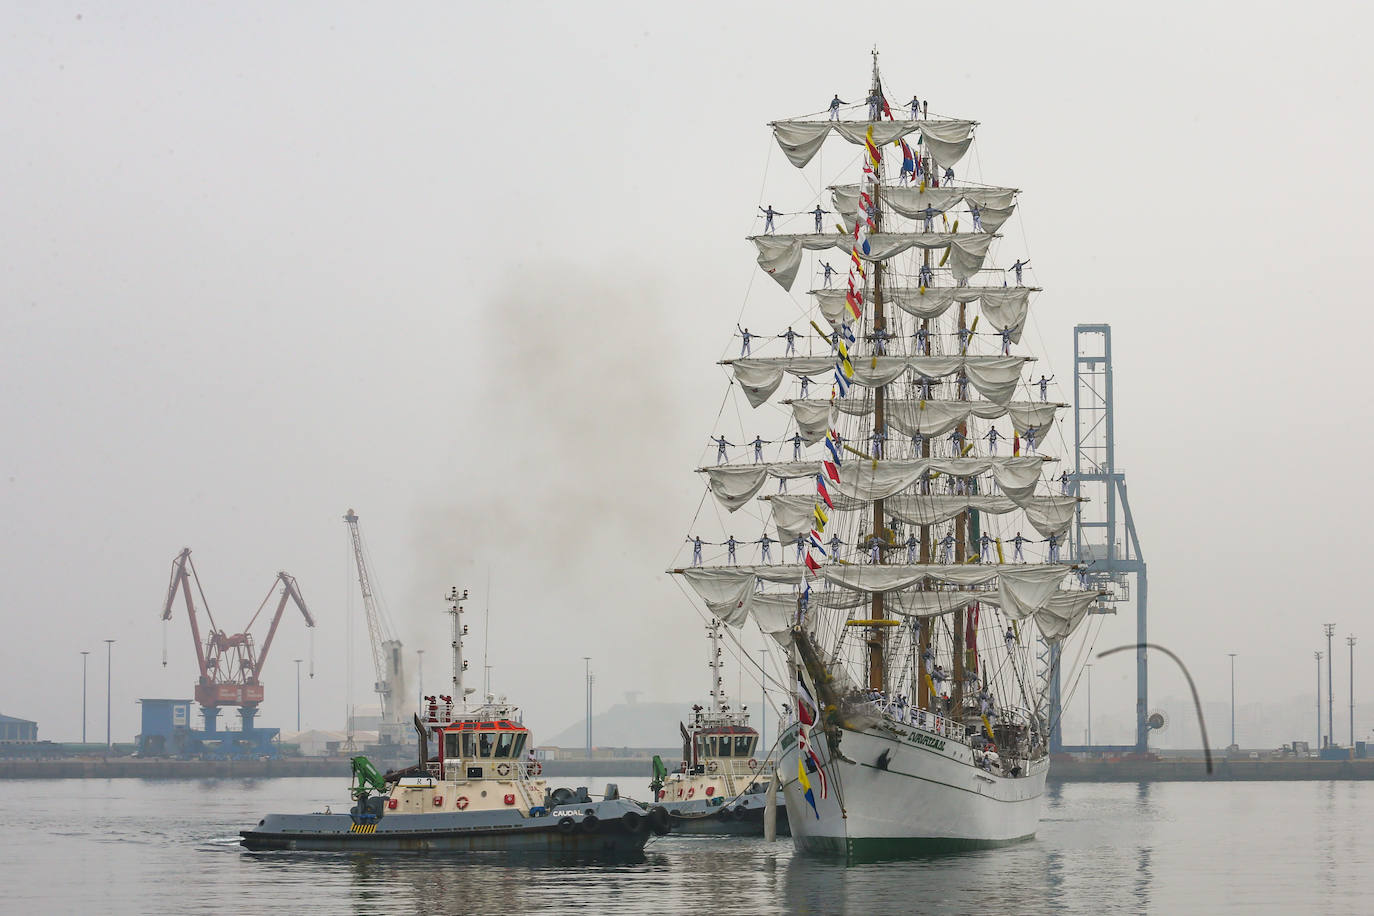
left=350, top=755, right=388, bottom=799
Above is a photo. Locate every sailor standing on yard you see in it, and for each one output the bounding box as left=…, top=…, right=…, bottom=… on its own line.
left=1044, top=533, right=1061, bottom=563
left=690, top=535, right=706, bottom=566
left=969, top=202, right=983, bottom=231
left=755, top=533, right=775, bottom=563
left=711, top=435, right=733, bottom=464
left=810, top=205, right=830, bottom=234
left=920, top=205, right=937, bottom=233
left=751, top=435, right=770, bottom=463
left=957, top=325, right=973, bottom=355
left=828, top=94, right=845, bottom=120
left=1036, top=374, right=1054, bottom=401
left=980, top=532, right=993, bottom=563
left=984, top=426, right=1002, bottom=455
left=999, top=326, right=1014, bottom=355
left=867, top=90, right=882, bottom=121
left=1005, top=626, right=1017, bottom=651
left=778, top=327, right=799, bottom=356
left=1010, top=258, right=1031, bottom=285
left=829, top=533, right=845, bottom=557
left=798, top=375, right=812, bottom=398
left=790, top=431, right=805, bottom=461
left=918, top=263, right=934, bottom=287
left=908, top=96, right=921, bottom=119
left=907, top=532, right=920, bottom=563
left=759, top=205, right=781, bottom=234
left=913, top=325, right=929, bottom=355
left=939, top=532, right=956, bottom=564
left=737, top=325, right=753, bottom=356
left=1011, top=531, right=1030, bottom=562
left=820, top=261, right=837, bottom=287
left=796, top=534, right=807, bottom=562
left=1060, top=470, right=1072, bottom=495
left=725, top=535, right=739, bottom=565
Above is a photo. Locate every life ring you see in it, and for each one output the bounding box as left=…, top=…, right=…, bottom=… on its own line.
left=580, top=814, right=600, bottom=834
left=496, top=762, right=511, bottom=777
left=747, top=758, right=759, bottom=771
left=527, top=761, right=542, bottom=776
left=386, top=798, right=398, bottom=810
left=706, top=760, right=719, bottom=773
left=705, top=786, right=715, bottom=797
left=503, top=794, right=516, bottom=805
left=687, top=787, right=695, bottom=798
left=558, top=816, right=576, bottom=834
left=455, top=796, right=470, bottom=810
left=432, top=796, right=444, bottom=807
left=658, top=790, right=666, bottom=800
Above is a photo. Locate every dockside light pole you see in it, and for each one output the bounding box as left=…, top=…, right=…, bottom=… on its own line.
left=583, top=657, right=593, bottom=759
left=80, top=650, right=90, bottom=744
left=1315, top=651, right=1323, bottom=749
left=1325, top=624, right=1336, bottom=747
left=104, top=639, right=115, bottom=752
left=294, top=659, right=303, bottom=731
left=1228, top=653, right=1237, bottom=748
left=1349, top=636, right=1357, bottom=747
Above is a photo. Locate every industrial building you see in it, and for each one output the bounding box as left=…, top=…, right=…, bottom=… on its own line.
left=0, top=714, right=38, bottom=743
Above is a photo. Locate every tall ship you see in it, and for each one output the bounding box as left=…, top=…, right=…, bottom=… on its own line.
left=672, top=56, right=1101, bottom=859
left=652, top=621, right=790, bottom=835
left=241, top=588, right=670, bottom=853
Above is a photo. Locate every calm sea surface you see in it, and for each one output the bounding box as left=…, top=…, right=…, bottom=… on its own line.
left=4, top=776, right=1370, bottom=914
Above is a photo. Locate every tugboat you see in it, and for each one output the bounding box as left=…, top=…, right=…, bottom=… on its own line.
left=650, top=621, right=790, bottom=836
left=241, top=588, right=670, bottom=853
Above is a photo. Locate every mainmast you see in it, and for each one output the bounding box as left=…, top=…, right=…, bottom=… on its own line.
left=867, top=51, right=890, bottom=693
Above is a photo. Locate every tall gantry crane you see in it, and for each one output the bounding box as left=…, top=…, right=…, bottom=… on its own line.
left=343, top=510, right=408, bottom=745
left=161, top=547, right=316, bottom=735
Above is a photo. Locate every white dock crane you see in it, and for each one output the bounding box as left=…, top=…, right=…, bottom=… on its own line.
left=343, top=509, right=408, bottom=746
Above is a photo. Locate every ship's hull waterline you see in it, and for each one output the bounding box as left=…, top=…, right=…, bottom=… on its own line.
left=779, top=721, right=1046, bottom=860
left=240, top=804, right=663, bottom=854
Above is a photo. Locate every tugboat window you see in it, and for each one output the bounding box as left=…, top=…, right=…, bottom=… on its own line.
left=512, top=734, right=526, bottom=757
left=444, top=733, right=460, bottom=759
left=708, top=737, right=718, bottom=757
left=479, top=733, right=495, bottom=757
left=735, top=736, right=752, bottom=756
left=495, top=733, right=515, bottom=758
left=718, top=737, right=732, bottom=757
left=462, top=733, right=476, bottom=759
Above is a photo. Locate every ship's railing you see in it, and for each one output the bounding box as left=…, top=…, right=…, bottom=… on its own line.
left=903, top=707, right=968, bottom=745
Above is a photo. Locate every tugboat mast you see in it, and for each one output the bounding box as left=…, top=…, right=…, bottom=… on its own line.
left=447, top=586, right=469, bottom=712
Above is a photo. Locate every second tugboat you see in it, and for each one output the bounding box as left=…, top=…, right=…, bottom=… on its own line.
left=242, top=587, right=670, bottom=853
left=651, top=621, right=790, bottom=836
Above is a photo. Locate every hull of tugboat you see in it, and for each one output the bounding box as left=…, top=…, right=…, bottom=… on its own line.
left=665, top=797, right=792, bottom=836
left=240, top=798, right=668, bottom=854
left=778, top=721, right=1046, bottom=859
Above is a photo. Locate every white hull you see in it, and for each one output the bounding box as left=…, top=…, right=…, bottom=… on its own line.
left=779, top=719, right=1046, bottom=859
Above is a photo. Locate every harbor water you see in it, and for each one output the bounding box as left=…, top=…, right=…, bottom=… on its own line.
left=7, top=777, right=1371, bottom=914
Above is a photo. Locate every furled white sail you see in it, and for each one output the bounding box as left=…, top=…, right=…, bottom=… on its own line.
left=811, top=286, right=1031, bottom=334
left=831, top=186, right=1016, bottom=234
left=787, top=398, right=1061, bottom=440
left=727, top=355, right=1029, bottom=406
left=766, top=490, right=1076, bottom=539
left=770, top=120, right=976, bottom=170
left=752, top=232, right=995, bottom=290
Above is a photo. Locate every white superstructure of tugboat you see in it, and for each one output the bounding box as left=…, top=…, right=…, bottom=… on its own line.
left=652, top=621, right=789, bottom=836
left=241, top=587, right=670, bottom=853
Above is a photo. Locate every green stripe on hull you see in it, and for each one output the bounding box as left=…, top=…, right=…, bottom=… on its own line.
left=794, top=831, right=1037, bottom=862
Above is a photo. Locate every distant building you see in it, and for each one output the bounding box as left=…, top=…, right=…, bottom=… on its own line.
left=0, top=714, right=38, bottom=743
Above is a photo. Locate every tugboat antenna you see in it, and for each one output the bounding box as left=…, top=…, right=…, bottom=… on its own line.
left=447, top=586, right=469, bottom=712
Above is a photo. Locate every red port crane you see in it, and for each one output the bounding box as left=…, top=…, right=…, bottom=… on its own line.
left=161, top=547, right=316, bottom=733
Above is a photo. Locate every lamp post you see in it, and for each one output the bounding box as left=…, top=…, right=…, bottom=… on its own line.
left=583, top=658, right=593, bottom=759
left=1228, top=653, right=1237, bottom=748
left=1325, top=624, right=1336, bottom=747
left=758, top=649, right=768, bottom=753
left=1315, top=651, right=1323, bottom=749
left=104, top=639, right=115, bottom=752
left=80, top=651, right=90, bottom=744
left=1085, top=664, right=1093, bottom=749
left=1349, top=636, right=1357, bottom=747
left=293, top=659, right=303, bottom=731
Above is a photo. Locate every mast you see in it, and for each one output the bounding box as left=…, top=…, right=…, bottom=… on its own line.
left=447, top=587, right=468, bottom=712
left=952, top=303, right=968, bottom=710
left=866, top=51, right=889, bottom=693
left=708, top=618, right=725, bottom=712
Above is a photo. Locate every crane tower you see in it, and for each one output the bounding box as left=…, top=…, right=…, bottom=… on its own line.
left=343, top=509, right=408, bottom=745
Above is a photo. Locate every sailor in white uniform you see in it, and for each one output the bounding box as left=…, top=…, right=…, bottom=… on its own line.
left=712, top=435, right=732, bottom=465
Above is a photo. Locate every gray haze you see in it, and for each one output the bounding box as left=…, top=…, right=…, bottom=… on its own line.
left=2, top=2, right=1372, bottom=748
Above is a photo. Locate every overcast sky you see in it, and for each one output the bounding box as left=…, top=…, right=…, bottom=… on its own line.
left=2, top=1, right=1371, bottom=748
